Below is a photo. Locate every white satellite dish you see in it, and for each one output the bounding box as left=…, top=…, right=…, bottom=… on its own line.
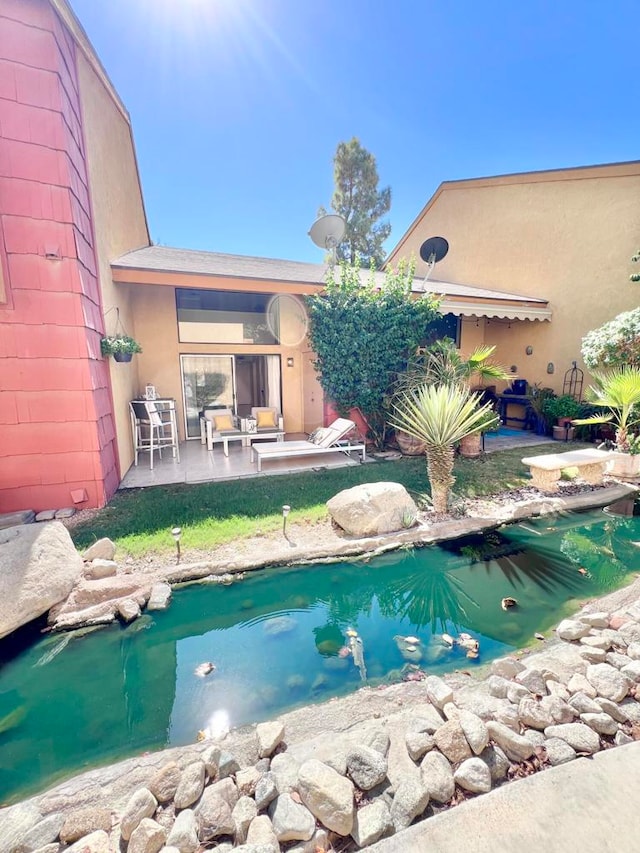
left=308, top=214, right=346, bottom=266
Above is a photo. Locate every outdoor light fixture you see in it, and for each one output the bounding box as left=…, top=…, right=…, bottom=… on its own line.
left=287, top=357, right=294, bottom=367
left=282, top=505, right=291, bottom=540
left=526, top=346, right=533, bottom=355
left=171, top=526, right=182, bottom=562
left=547, top=363, right=555, bottom=374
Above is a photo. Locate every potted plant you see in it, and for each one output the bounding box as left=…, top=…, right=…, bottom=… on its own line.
left=573, top=367, right=640, bottom=478
left=541, top=394, right=581, bottom=439
left=527, top=385, right=556, bottom=435
left=458, top=406, right=500, bottom=458
left=100, top=334, right=142, bottom=363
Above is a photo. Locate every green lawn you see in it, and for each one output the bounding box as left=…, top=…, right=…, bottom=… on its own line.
left=70, top=444, right=586, bottom=558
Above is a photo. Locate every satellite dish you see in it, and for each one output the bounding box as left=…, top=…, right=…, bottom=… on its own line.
left=420, top=235, right=449, bottom=265
left=308, top=214, right=346, bottom=266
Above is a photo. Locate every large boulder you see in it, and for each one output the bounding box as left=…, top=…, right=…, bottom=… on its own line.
left=326, top=482, right=418, bottom=537
left=0, top=522, right=83, bottom=639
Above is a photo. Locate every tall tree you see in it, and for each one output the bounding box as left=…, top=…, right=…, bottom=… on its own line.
left=320, top=137, right=391, bottom=268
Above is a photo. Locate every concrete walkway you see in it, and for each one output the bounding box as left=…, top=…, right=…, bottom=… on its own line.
left=368, top=741, right=640, bottom=853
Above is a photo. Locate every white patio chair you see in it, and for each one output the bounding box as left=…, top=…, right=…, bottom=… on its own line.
left=200, top=407, right=242, bottom=452
left=250, top=406, right=285, bottom=433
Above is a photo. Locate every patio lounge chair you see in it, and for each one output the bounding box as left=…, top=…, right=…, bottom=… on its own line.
left=251, top=417, right=366, bottom=472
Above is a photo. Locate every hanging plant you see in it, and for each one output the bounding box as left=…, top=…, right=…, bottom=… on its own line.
left=100, top=334, right=142, bottom=361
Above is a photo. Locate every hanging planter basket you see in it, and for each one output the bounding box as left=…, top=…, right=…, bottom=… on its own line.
left=100, top=332, right=142, bottom=362
left=113, top=351, right=134, bottom=363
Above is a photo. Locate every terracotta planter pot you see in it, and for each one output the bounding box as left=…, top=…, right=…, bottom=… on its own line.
left=606, top=452, right=640, bottom=479
left=459, top=432, right=483, bottom=458
left=395, top=430, right=427, bottom=456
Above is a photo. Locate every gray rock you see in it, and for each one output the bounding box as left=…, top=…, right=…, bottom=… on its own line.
left=523, top=729, right=546, bottom=746
left=147, top=582, right=172, bottom=611
left=66, top=832, right=110, bottom=853
left=27, top=845, right=59, bottom=853
left=518, top=696, right=555, bottom=730
left=83, top=559, right=118, bottom=580
left=118, top=598, right=142, bottom=622
left=233, top=845, right=278, bottom=853
left=620, top=621, right=640, bottom=644
left=128, top=818, right=166, bottom=853
left=579, top=611, right=609, bottom=628
left=236, top=766, right=261, bottom=797
left=59, top=808, right=112, bottom=843
left=586, top=663, right=631, bottom=702
left=569, top=692, right=603, bottom=715
left=218, top=750, right=241, bottom=779
left=16, top=812, right=64, bottom=851
left=579, top=647, right=607, bottom=664
left=0, top=509, right=35, bottom=528
left=506, top=683, right=531, bottom=704
left=493, top=704, right=520, bottom=732
left=232, top=796, right=258, bottom=844
left=485, top=721, right=534, bottom=762
left=420, top=751, right=454, bottom=803
left=556, top=619, right=591, bottom=641
left=453, top=757, right=492, bottom=794
left=621, top=661, right=640, bottom=682
left=149, top=763, right=181, bottom=803
left=196, top=790, right=235, bottom=842
left=269, top=794, right=315, bottom=842
left=487, top=675, right=510, bottom=699
left=543, top=723, right=601, bottom=754
left=490, top=656, right=525, bottom=679
left=407, top=706, right=445, bottom=734
left=619, top=699, right=640, bottom=722
left=424, top=675, right=454, bottom=709
left=326, top=482, right=418, bottom=537
left=479, top=745, right=510, bottom=782
left=0, top=521, right=83, bottom=639
left=362, top=727, right=391, bottom=756
left=615, top=730, right=634, bottom=746
left=543, top=737, right=577, bottom=766
left=580, top=634, right=611, bottom=650
left=297, top=759, right=355, bottom=836
left=433, top=718, right=472, bottom=763
left=405, top=730, right=435, bottom=761
left=256, top=721, right=285, bottom=758
left=270, top=752, right=300, bottom=794
left=515, top=669, right=547, bottom=695
left=567, top=672, right=597, bottom=697
left=174, top=760, right=205, bottom=809
left=390, top=777, right=430, bottom=832
left=596, top=696, right=628, bottom=723
left=166, top=809, right=199, bottom=853
left=626, top=642, right=640, bottom=660
left=547, top=681, right=570, bottom=701
left=205, top=777, right=239, bottom=809
left=351, top=800, right=392, bottom=848
left=346, top=745, right=388, bottom=790
left=246, top=815, right=280, bottom=850
left=201, top=745, right=220, bottom=778
left=54, top=508, right=75, bottom=519
left=120, top=789, right=158, bottom=841
left=0, top=804, right=43, bottom=853
left=580, top=712, right=618, bottom=736
left=82, top=538, right=116, bottom=562
left=35, top=510, right=56, bottom=522
left=607, top=652, right=631, bottom=669
left=254, top=772, right=279, bottom=810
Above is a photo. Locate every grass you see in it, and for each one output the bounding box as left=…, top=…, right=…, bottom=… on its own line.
left=70, top=443, right=590, bottom=558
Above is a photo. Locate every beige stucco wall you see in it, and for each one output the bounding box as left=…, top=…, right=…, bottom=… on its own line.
left=77, top=54, right=150, bottom=474
left=390, top=164, right=640, bottom=393
left=130, top=285, right=313, bottom=442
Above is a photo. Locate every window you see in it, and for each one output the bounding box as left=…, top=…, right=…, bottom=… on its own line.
left=176, top=288, right=279, bottom=345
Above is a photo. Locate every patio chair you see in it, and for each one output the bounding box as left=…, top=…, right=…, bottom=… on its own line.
left=251, top=417, right=366, bottom=472
left=250, top=406, right=285, bottom=433
left=129, top=401, right=180, bottom=469
left=200, top=407, right=242, bottom=452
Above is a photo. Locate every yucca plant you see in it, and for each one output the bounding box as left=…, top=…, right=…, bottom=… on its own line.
left=572, top=366, right=640, bottom=452
left=390, top=384, right=499, bottom=513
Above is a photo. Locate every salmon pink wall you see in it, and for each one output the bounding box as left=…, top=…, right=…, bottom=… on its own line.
left=0, top=0, right=118, bottom=512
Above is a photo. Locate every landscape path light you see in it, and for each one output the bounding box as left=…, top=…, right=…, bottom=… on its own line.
left=171, top=526, right=182, bottom=563
left=282, top=505, right=291, bottom=541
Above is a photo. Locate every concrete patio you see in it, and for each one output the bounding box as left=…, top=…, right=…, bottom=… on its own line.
left=119, top=428, right=555, bottom=490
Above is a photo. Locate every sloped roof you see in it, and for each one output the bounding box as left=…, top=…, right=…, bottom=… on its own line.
left=112, top=245, right=548, bottom=308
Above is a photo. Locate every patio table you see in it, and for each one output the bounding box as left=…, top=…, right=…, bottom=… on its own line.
left=213, top=429, right=284, bottom=457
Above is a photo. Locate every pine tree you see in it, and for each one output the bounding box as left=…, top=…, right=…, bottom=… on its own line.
left=319, top=137, right=391, bottom=269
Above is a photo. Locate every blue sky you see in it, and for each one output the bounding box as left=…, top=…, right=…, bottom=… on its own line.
left=70, top=0, right=640, bottom=263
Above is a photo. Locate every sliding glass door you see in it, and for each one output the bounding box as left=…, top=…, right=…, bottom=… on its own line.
left=180, top=354, right=282, bottom=438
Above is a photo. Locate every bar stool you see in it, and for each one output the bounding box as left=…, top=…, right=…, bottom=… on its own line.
left=129, top=401, right=180, bottom=468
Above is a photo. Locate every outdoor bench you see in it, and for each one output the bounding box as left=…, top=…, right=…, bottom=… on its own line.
left=521, top=448, right=612, bottom=492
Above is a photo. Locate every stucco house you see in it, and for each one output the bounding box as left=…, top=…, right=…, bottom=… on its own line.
left=1, top=0, right=638, bottom=515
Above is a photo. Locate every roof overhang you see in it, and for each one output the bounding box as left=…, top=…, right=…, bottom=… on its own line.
left=438, top=297, right=552, bottom=322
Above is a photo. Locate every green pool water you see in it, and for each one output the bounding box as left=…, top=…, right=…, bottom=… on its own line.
left=1, top=499, right=640, bottom=804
